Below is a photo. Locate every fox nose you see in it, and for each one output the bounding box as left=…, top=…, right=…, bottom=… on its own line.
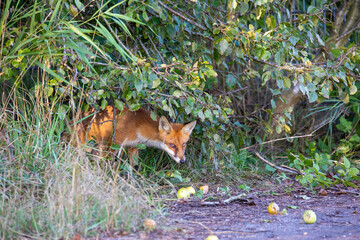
left=180, top=159, right=185, bottom=164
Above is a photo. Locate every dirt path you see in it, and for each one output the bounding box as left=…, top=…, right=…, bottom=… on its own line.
left=103, top=186, right=360, bottom=240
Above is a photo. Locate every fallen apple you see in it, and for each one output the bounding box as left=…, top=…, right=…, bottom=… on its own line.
left=199, top=185, right=209, bottom=194
left=206, top=235, right=219, bottom=240
left=268, top=202, right=280, bottom=214
left=177, top=188, right=190, bottom=199
left=144, top=219, right=156, bottom=230
left=303, top=210, right=317, bottom=224
left=186, top=186, right=196, bottom=194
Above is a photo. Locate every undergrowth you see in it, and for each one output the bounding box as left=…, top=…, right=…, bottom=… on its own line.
left=0, top=97, right=155, bottom=239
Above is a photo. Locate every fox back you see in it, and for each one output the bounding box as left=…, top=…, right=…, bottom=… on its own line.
left=77, top=106, right=196, bottom=164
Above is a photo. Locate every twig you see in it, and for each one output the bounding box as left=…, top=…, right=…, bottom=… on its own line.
left=137, top=37, right=152, bottom=60
left=148, top=35, right=166, bottom=64
left=330, top=45, right=356, bottom=69
left=239, top=133, right=313, bottom=151
left=158, top=0, right=206, bottom=31
left=201, top=193, right=248, bottom=205
left=254, top=151, right=304, bottom=175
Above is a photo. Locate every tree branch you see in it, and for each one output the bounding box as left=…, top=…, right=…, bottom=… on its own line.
left=253, top=151, right=304, bottom=175
left=158, top=0, right=207, bottom=31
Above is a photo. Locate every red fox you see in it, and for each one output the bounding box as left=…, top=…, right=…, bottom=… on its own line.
left=77, top=106, right=196, bottom=164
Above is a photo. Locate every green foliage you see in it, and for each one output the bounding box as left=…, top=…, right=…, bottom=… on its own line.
left=290, top=105, right=360, bottom=188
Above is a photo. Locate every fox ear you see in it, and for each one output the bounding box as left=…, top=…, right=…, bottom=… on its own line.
left=182, top=121, right=196, bottom=134
left=159, top=116, right=172, bottom=133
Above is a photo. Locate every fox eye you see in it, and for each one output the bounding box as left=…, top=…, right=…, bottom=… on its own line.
left=169, top=144, right=176, bottom=149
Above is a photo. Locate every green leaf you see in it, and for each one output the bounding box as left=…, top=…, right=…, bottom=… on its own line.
left=93, top=21, right=133, bottom=61
left=240, top=2, right=249, bottom=15
left=219, top=39, right=228, bottom=55
left=44, top=86, right=53, bottom=97
left=226, top=74, right=237, bottom=89
left=74, top=0, right=84, bottom=10
left=283, top=77, right=291, bottom=88
left=101, top=98, right=107, bottom=110
left=307, top=6, right=318, bottom=14
left=308, top=92, right=318, bottom=103
left=187, top=97, right=195, bottom=106
left=136, top=144, right=146, bottom=149
left=173, top=90, right=183, bottom=97
left=134, top=78, right=143, bottom=92
left=349, top=85, right=357, bottom=95
left=275, top=51, right=282, bottom=65
left=198, top=110, right=205, bottom=121
left=343, top=156, right=350, bottom=169
left=348, top=167, right=359, bottom=177
left=266, top=15, right=275, bottom=30
left=150, top=111, right=157, bottom=121
left=152, top=78, right=161, bottom=89
left=287, top=206, right=299, bottom=209
left=337, top=117, right=352, bottom=133
left=67, top=23, right=108, bottom=60
left=262, top=71, right=271, bottom=84
left=315, top=33, right=324, bottom=46
left=114, top=99, right=124, bottom=111
left=289, top=36, right=299, bottom=46
left=129, top=103, right=141, bottom=111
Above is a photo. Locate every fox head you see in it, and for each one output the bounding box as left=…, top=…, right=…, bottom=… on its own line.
left=158, top=116, right=196, bottom=164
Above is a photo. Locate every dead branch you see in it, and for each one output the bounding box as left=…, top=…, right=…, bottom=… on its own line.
left=240, top=133, right=313, bottom=151
left=201, top=193, right=248, bottom=205
left=254, top=151, right=304, bottom=175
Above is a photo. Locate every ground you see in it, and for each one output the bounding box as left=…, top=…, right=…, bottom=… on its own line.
left=99, top=183, right=360, bottom=240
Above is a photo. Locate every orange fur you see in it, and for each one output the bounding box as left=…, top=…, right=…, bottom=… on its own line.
left=77, top=106, right=196, bottom=164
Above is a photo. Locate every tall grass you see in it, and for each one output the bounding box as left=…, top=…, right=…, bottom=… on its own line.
left=0, top=94, right=154, bottom=239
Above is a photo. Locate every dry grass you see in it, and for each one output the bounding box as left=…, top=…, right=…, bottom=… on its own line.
left=0, top=103, right=155, bottom=240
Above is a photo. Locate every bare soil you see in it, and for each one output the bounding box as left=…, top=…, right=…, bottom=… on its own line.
left=101, top=184, right=360, bottom=240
